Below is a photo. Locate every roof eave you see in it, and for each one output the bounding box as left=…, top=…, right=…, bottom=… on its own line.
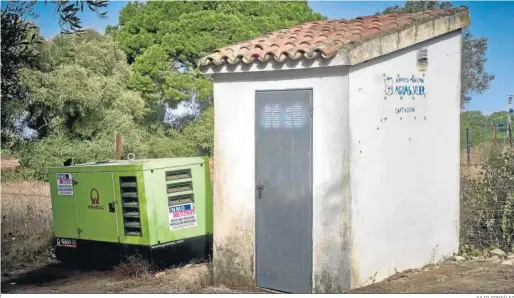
left=199, top=8, right=470, bottom=74
left=199, top=54, right=347, bottom=75
left=342, top=8, right=470, bottom=66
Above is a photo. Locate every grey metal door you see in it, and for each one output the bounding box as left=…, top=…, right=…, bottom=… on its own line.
left=255, top=89, right=313, bottom=294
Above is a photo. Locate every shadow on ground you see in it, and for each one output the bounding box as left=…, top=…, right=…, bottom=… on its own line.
left=1, top=263, right=106, bottom=293
left=1, top=261, right=214, bottom=294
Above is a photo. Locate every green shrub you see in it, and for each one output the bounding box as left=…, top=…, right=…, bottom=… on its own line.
left=18, top=135, right=113, bottom=180
left=460, top=146, right=514, bottom=253
left=12, top=108, right=213, bottom=181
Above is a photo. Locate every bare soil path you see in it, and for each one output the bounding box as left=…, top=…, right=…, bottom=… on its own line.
left=351, top=261, right=514, bottom=294
left=2, top=260, right=514, bottom=294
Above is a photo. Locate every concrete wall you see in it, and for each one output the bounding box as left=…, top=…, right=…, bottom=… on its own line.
left=211, top=29, right=462, bottom=293
left=211, top=67, right=351, bottom=291
left=347, top=30, right=462, bottom=287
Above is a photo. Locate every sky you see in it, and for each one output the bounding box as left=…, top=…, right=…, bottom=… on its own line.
left=28, top=0, right=514, bottom=115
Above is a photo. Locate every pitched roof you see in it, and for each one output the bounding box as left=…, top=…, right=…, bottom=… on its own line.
left=198, top=6, right=469, bottom=69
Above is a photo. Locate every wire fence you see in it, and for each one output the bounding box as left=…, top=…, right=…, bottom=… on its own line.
left=1, top=192, right=51, bottom=198
left=462, top=119, right=513, bottom=165
left=1, top=180, right=53, bottom=270
left=460, top=125, right=514, bottom=254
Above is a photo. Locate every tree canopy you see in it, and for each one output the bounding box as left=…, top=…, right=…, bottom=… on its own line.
left=3, top=1, right=326, bottom=180
left=1, top=2, right=41, bottom=148
left=21, top=30, right=145, bottom=140
left=2, top=0, right=503, bottom=181
left=378, top=1, right=495, bottom=107
left=12, top=29, right=217, bottom=180
left=110, top=1, right=325, bottom=121
left=1, top=0, right=109, bottom=148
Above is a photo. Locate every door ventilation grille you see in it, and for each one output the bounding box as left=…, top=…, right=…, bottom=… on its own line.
left=264, top=104, right=280, bottom=128
left=284, top=104, right=303, bottom=128
left=120, top=176, right=142, bottom=237
left=166, top=169, right=195, bottom=206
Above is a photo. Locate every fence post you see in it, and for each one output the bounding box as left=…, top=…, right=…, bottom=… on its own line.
left=466, top=128, right=470, bottom=165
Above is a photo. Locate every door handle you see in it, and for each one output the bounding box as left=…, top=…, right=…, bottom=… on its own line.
left=108, top=201, right=115, bottom=213
left=256, top=183, right=264, bottom=200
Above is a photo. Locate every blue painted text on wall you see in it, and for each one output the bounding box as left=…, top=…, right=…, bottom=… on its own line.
left=395, top=107, right=415, bottom=114
left=384, top=74, right=426, bottom=97
left=395, top=77, right=424, bottom=84
left=395, top=85, right=425, bottom=96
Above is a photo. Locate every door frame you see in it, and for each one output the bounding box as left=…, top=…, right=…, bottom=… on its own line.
left=253, top=88, right=314, bottom=292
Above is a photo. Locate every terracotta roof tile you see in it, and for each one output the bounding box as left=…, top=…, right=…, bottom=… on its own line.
left=198, top=6, right=468, bottom=68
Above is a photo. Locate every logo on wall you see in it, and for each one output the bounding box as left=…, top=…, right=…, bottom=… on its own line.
left=383, top=74, right=426, bottom=98
left=384, top=76, right=394, bottom=95
left=383, top=73, right=428, bottom=116
left=88, top=188, right=104, bottom=210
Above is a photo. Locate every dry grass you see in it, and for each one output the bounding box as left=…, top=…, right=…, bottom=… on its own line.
left=112, top=254, right=215, bottom=290
left=113, top=254, right=156, bottom=278
left=114, top=262, right=214, bottom=293
left=1, top=159, right=20, bottom=171
left=1, top=180, right=54, bottom=270
left=148, top=263, right=213, bottom=293
left=460, top=142, right=510, bottom=179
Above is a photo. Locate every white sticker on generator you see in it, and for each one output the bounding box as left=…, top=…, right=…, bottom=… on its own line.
left=168, top=203, right=197, bottom=231
left=56, top=173, right=74, bottom=196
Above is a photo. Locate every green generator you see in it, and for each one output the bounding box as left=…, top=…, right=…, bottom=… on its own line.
left=47, top=156, right=212, bottom=268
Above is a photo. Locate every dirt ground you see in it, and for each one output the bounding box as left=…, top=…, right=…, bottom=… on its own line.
left=2, top=259, right=514, bottom=294
left=352, top=261, right=514, bottom=294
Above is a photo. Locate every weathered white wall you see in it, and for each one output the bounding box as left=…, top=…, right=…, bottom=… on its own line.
left=211, top=67, right=351, bottom=292
left=211, top=28, right=462, bottom=293
left=348, top=30, right=462, bottom=288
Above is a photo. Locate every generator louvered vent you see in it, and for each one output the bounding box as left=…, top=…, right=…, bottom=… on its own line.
left=166, top=169, right=194, bottom=206
left=166, top=169, right=191, bottom=181
left=120, top=176, right=142, bottom=237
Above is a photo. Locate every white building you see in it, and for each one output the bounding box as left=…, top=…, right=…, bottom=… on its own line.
left=199, top=7, right=469, bottom=294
